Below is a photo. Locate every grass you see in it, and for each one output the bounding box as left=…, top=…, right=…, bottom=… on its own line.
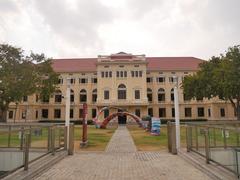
left=74, top=125, right=117, bottom=151
left=127, top=125, right=187, bottom=151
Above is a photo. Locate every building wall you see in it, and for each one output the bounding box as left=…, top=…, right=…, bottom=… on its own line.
left=7, top=55, right=237, bottom=123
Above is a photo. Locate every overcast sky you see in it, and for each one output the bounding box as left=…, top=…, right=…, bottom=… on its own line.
left=0, top=0, right=239, bottom=60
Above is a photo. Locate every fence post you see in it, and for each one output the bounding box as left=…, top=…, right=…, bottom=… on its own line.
left=167, top=121, right=172, bottom=153
left=20, top=127, right=24, bottom=150
left=223, top=124, right=227, bottom=149
left=186, top=125, right=192, bottom=152
left=8, top=126, right=11, bottom=148
left=236, top=124, right=239, bottom=146
left=47, top=127, right=51, bottom=151
left=24, top=133, right=30, bottom=171
left=171, top=123, right=177, bottom=155
left=64, top=126, right=67, bottom=150
left=204, top=127, right=210, bottom=164
left=195, top=126, right=199, bottom=151
left=68, top=124, right=74, bottom=155
left=51, top=126, right=55, bottom=155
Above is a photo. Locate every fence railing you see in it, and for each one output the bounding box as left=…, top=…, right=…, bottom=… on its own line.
left=185, top=121, right=240, bottom=178
left=0, top=123, right=74, bottom=178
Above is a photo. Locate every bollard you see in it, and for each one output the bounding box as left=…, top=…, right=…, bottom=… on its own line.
left=51, top=127, right=55, bottom=155
left=204, top=128, right=210, bottom=164
left=24, top=134, right=30, bottom=170
left=68, top=124, right=74, bottom=155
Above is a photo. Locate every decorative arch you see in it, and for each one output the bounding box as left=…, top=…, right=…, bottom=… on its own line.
left=100, top=111, right=142, bottom=129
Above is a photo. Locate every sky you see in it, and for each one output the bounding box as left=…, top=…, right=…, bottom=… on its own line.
left=0, top=0, right=239, bottom=60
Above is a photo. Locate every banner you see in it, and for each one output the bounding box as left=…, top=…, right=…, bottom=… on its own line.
left=151, top=117, right=161, bottom=135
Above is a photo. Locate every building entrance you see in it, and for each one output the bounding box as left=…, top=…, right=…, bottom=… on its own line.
left=118, top=109, right=126, bottom=124
left=118, top=115, right=127, bottom=124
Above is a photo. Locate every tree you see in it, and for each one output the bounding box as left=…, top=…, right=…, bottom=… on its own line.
left=0, top=44, right=59, bottom=122
left=182, top=45, right=240, bottom=120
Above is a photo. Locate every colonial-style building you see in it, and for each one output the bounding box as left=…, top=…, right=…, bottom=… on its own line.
left=7, top=52, right=237, bottom=123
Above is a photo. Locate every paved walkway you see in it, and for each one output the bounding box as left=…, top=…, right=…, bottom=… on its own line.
left=35, top=126, right=211, bottom=180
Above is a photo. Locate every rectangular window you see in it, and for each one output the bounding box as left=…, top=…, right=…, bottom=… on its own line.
left=55, top=95, right=62, bottom=103
left=156, top=77, right=165, bottom=83
left=139, top=71, right=142, bottom=77
left=22, top=111, right=26, bottom=119
left=36, top=95, right=39, bottom=102
left=135, top=109, right=141, bottom=117
left=36, top=110, right=38, bottom=119
left=208, top=108, right=211, bottom=117
left=104, top=90, right=109, bottom=100
left=54, top=109, right=61, bottom=118
left=124, top=71, right=127, bottom=77
left=91, top=78, right=97, bottom=83
left=159, top=108, right=166, bottom=117
left=198, top=107, right=205, bottom=117
left=148, top=108, right=153, bottom=117
left=8, top=111, right=13, bottom=119
left=120, top=71, right=123, bottom=77
left=58, top=79, right=63, bottom=84
left=42, top=109, right=48, bottom=118
left=70, top=109, right=74, bottom=118
left=79, top=109, right=84, bottom=118
left=185, top=108, right=192, bottom=117
left=135, top=71, right=138, bottom=77
left=158, top=94, right=165, bottom=102
left=23, top=96, right=28, bottom=102
left=146, top=77, right=153, bottom=83
left=109, top=71, right=112, bottom=77
left=92, top=94, right=97, bottom=103
left=79, top=78, right=88, bottom=84
left=131, top=71, right=134, bottom=77
left=117, top=71, right=120, bottom=77
left=169, top=77, right=174, bottom=83
left=101, top=72, right=104, bottom=78
left=172, top=108, right=175, bottom=117
left=147, top=93, right=152, bottom=102
left=80, top=94, right=87, bottom=102
left=105, top=71, right=108, bottom=77
left=104, top=109, right=109, bottom=118
left=135, top=90, right=140, bottom=99
left=70, top=78, right=75, bottom=84
left=92, top=109, right=97, bottom=118
left=220, top=108, right=225, bottom=117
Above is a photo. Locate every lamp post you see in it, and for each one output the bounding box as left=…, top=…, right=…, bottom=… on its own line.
left=65, top=78, right=71, bottom=150
left=173, top=76, right=180, bottom=151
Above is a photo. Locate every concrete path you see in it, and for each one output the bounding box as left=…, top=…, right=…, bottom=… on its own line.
left=35, top=126, right=211, bottom=180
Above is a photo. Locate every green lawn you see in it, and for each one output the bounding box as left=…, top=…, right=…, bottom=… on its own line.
left=127, top=125, right=187, bottom=151
left=74, top=125, right=117, bottom=151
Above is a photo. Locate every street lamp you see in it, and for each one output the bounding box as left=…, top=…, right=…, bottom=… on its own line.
left=173, top=76, right=180, bottom=151
left=65, top=78, right=71, bottom=150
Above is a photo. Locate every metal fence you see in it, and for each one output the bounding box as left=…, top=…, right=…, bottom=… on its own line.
left=185, top=121, right=240, bottom=178
left=0, top=123, right=74, bottom=178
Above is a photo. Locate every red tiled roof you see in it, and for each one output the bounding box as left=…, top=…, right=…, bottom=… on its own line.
left=51, top=57, right=204, bottom=72
left=52, top=58, right=97, bottom=72
left=146, top=57, right=204, bottom=71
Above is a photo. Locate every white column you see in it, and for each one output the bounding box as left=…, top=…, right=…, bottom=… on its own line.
left=173, top=76, right=180, bottom=151
left=65, top=78, right=71, bottom=150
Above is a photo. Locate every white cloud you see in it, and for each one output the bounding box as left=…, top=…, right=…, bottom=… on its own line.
left=0, top=0, right=239, bottom=59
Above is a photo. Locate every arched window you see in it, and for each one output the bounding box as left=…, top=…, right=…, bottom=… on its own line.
left=54, top=90, right=62, bottom=103
left=92, top=89, right=97, bottom=103
left=147, top=88, right=152, bottom=102
left=70, top=89, right=74, bottom=103
left=118, top=84, right=126, bottom=99
left=158, top=88, right=165, bottom=102
left=171, top=88, right=174, bottom=101
left=80, top=89, right=87, bottom=103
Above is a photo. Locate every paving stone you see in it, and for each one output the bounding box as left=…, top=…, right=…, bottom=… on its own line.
left=34, top=126, right=212, bottom=180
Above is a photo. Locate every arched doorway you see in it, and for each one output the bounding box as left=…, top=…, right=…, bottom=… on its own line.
left=117, top=108, right=127, bottom=124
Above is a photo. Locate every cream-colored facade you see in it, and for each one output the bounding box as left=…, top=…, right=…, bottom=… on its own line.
left=7, top=53, right=237, bottom=123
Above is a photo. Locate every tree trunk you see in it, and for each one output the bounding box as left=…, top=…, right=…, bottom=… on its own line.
left=237, top=104, right=240, bottom=121
left=0, top=108, right=7, bottom=122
